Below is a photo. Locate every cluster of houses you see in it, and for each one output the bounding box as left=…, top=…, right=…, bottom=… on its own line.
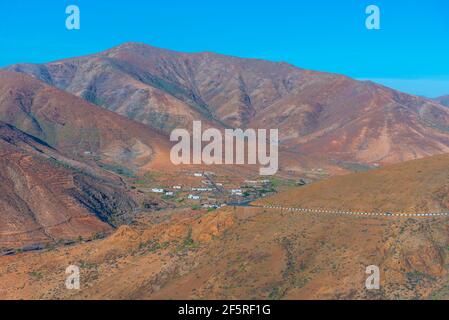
left=151, top=188, right=173, bottom=196
left=150, top=185, right=205, bottom=201
left=150, top=186, right=214, bottom=201
left=145, top=171, right=274, bottom=208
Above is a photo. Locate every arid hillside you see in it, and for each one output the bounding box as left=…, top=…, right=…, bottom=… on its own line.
left=0, top=122, right=137, bottom=249
left=258, top=153, right=449, bottom=214
left=3, top=43, right=449, bottom=301
left=6, top=48, right=222, bottom=135
left=0, top=71, right=171, bottom=174
left=7, top=42, right=449, bottom=166
left=1, top=206, right=449, bottom=300
left=3, top=154, right=449, bottom=299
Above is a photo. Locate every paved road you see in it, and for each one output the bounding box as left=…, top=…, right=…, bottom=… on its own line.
left=257, top=205, right=449, bottom=218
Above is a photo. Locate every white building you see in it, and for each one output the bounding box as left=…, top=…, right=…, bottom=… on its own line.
left=192, top=187, right=213, bottom=192
left=188, top=194, right=200, bottom=200
left=173, top=186, right=182, bottom=189
left=165, top=192, right=174, bottom=196
left=151, top=188, right=164, bottom=193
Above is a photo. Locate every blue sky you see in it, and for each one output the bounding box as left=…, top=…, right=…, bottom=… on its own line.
left=1, top=0, right=448, bottom=97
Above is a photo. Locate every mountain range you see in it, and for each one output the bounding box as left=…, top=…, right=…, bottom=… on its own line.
left=2, top=42, right=449, bottom=259
left=7, top=42, right=449, bottom=166
left=2, top=42, right=449, bottom=299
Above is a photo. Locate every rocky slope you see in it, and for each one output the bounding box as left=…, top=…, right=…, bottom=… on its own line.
left=1, top=205, right=449, bottom=300
left=0, top=71, right=170, bottom=174
left=258, top=153, right=449, bottom=214
left=4, top=153, right=449, bottom=299
left=0, top=121, right=137, bottom=249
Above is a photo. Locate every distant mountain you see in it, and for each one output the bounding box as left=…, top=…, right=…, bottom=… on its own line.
left=0, top=71, right=170, bottom=174
left=0, top=121, right=137, bottom=248
left=436, top=95, right=449, bottom=107
left=7, top=43, right=449, bottom=167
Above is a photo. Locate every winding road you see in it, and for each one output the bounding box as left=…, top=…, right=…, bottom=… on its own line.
left=234, top=204, right=449, bottom=218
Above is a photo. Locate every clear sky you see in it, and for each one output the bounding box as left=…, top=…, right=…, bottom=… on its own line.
left=1, top=0, right=448, bottom=97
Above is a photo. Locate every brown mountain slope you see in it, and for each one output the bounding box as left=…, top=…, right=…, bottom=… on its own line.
left=258, top=153, right=449, bottom=214
left=0, top=71, right=171, bottom=174
left=4, top=154, right=449, bottom=299
left=3, top=116, right=449, bottom=299
left=6, top=50, right=221, bottom=134
left=252, top=80, right=449, bottom=164
left=0, top=122, right=137, bottom=249
left=7, top=42, right=449, bottom=166
left=2, top=206, right=449, bottom=300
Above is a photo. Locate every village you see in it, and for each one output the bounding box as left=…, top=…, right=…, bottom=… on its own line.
left=131, top=170, right=277, bottom=210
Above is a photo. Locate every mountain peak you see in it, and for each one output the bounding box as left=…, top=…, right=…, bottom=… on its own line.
left=102, top=41, right=187, bottom=58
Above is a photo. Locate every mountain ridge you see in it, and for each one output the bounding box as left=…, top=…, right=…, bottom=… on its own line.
left=0, top=70, right=172, bottom=174
left=6, top=42, right=449, bottom=168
